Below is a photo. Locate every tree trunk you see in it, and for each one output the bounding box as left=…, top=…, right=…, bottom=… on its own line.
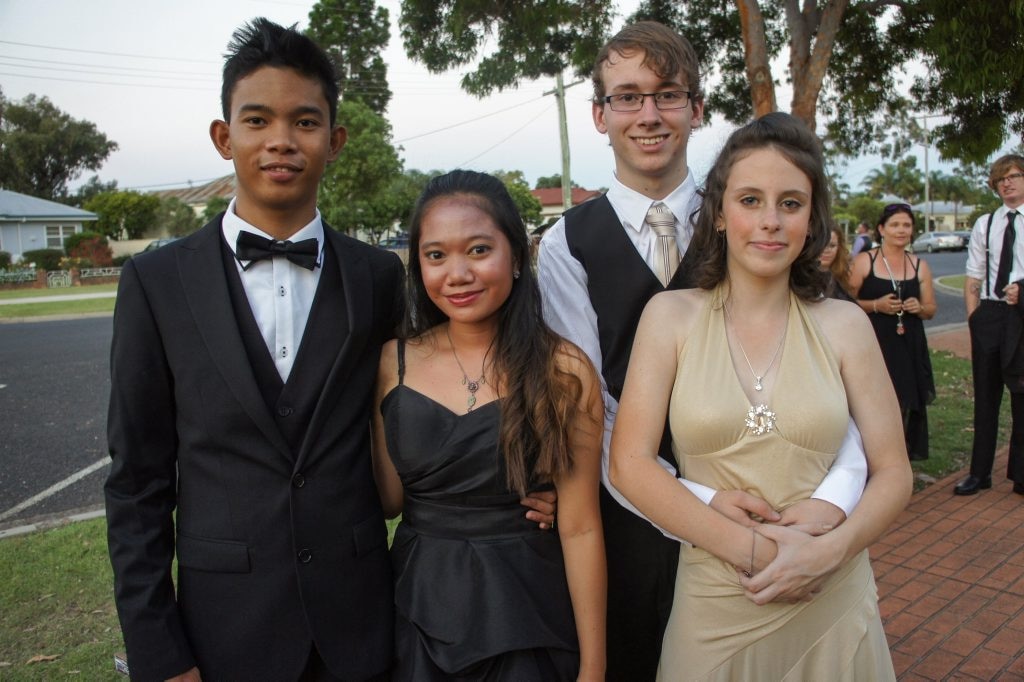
left=736, top=0, right=777, bottom=117
left=787, top=0, right=850, bottom=134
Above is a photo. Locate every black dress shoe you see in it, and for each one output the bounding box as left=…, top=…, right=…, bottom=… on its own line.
left=954, top=475, right=992, bottom=495
left=1013, top=482, right=1024, bottom=496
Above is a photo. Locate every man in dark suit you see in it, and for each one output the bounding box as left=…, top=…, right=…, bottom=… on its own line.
left=956, top=154, right=1024, bottom=496
left=104, top=19, right=402, bottom=681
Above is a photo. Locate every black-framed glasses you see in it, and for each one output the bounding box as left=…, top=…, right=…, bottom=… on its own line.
left=997, top=172, right=1024, bottom=184
left=602, top=90, right=691, bottom=112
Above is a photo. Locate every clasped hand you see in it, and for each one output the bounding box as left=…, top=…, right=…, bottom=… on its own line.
left=710, top=492, right=846, bottom=604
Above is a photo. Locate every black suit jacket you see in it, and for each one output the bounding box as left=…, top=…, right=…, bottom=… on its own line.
left=105, top=217, right=404, bottom=681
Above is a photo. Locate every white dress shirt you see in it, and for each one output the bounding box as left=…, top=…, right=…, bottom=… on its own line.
left=221, top=198, right=325, bottom=382
left=966, top=204, right=1024, bottom=300
left=538, top=172, right=867, bottom=538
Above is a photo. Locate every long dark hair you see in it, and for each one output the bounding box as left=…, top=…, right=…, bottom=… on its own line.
left=688, top=112, right=832, bottom=300
left=404, top=170, right=588, bottom=494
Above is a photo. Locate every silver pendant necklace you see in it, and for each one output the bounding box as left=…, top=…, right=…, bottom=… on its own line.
left=880, top=251, right=907, bottom=336
left=446, top=326, right=493, bottom=412
left=725, top=308, right=787, bottom=392
left=725, top=306, right=787, bottom=436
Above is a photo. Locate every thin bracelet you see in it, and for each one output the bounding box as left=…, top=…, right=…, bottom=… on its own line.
left=872, top=299, right=877, bottom=313
left=744, top=527, right=756, bottom=577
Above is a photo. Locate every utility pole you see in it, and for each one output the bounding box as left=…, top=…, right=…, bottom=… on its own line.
left=915, top=113, right=944, bottom=233
left=545, top=73, right=584, bottom=212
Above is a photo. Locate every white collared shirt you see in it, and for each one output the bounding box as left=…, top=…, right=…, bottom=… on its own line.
left=966, top=204, right=1024, bottom=300
left=221, top=198, right=325, bottom=381
left=538, top=172, right=866, bottom=537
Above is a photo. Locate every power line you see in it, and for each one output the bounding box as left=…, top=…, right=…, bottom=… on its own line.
left=395, top=95, right=547, bottom=143
left=0, top=39, right=218, bottom=64
left=457, top=102, right=555, bottom=167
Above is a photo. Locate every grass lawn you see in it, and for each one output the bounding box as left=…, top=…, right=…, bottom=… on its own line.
left=937, top=274, right=966, bottom=291
left=0, top=298, right=116, bottom=319
left=0, top=283, right=119, bottom=300
left=0, top=351, right=1005, bottom=678
left=0, top=283, right=118, bottom=319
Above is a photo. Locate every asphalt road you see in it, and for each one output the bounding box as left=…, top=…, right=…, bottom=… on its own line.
left=0, top=315, right=113, bottom=531
left=0, top=249, right=970, bottom=533
left=916, top=250, right=968, bottom=329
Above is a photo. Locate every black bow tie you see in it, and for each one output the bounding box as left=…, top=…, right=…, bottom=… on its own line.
left=235, top=231, right=319, bottom=271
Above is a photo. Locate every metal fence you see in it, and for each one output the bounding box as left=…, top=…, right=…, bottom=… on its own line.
left=0, top=269, right=36, bottom=284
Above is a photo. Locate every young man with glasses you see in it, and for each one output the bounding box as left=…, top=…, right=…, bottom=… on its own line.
left=956, top=154, right=1024, bottom=496
left=537, top=21, right=867, bottom=680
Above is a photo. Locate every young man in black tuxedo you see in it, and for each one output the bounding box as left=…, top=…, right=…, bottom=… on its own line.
left=105, top=18, right=403, bottom=681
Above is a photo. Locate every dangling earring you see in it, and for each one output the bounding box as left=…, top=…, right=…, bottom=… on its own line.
left=513, top=270, right=521, bottom=280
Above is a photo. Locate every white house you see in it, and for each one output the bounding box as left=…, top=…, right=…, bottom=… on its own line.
left=911, top=200, right=977, bottom=231
left=0, top=189, right=99, bottom=262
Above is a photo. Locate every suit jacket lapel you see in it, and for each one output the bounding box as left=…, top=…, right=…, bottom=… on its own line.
left=179, top=219, right=292, bottom=460
left=298, top=227, right=373, bottom=464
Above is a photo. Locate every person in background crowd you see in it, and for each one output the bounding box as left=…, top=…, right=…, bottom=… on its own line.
left=955, top=154, right=1024, bottom=496
left=821, top=223, right=855, bottom=301
left=850, top=204, right=936, bottom=461
left=851, top=221, right=873, bottom=256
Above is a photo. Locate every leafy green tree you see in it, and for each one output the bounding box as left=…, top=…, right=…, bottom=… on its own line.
left=307, top=0, right=391, bottom=114
left=535, top=174, right=579, bottom=190
left=492, top=170, right=543, bottom=227
left=862, top=157, right=925, bottom=203
left=70, top=176, right=118, bottom=208
left=156, top=197, right=202, bottom=237
left=631, top=1, right=1022, bottom=164
left=0, top=92, right=118, bottom=200
left=83, top=190, right=161, bottom=240
left=202, top=196, right=230, bottom=223
left=318, top=99, right=403, bottom=242
left=398, top=1, right=613, bottom=96
left=380, top=169, right=443, bottom=234
left=844, top=195, right=886, bottom=231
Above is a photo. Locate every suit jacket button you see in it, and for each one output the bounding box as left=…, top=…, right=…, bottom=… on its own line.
left=298, top=548, right=312, bottom=563
left=292, top=473, right=305, bottom=488
left=278, top=405, right=293, bottom=417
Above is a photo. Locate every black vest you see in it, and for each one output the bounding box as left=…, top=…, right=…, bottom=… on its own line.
left=564, top=195, right=695, bottom=467
left=222, top=236, right=349, bottom=458
left=564, top=195, right=694, bottom=400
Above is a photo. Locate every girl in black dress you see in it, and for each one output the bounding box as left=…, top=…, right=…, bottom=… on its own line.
left=849, top=203, right=937, bottom=460
left=371, top=170, right=606, bottom=680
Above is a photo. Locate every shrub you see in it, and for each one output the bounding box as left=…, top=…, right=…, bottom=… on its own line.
left=112, top=254, right=132, bottom=266
left=0, top=251, right=11, bottom=269
left=20, top=249, right=65, bottom=271
left=65, top=232, right=113, bottom=266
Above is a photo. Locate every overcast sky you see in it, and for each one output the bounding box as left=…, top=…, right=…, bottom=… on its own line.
left=1, top=1, right=1013, bottom=198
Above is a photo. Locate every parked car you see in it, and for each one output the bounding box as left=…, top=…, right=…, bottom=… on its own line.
left=910, top=231, right=965, bottom=253
left=377, top=235, right=410, bottom=250
left=954, top=230, right=973, bottom=248
left=141, top=237, right=181, bottom=253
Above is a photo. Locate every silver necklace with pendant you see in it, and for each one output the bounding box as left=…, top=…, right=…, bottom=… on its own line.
left=725, top=307, right=787, bottom=435
left=880, top=251, right=907, bottom=336
left=446, top=326, right=493, bottom=412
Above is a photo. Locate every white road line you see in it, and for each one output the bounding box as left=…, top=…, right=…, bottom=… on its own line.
left=0, top=457, right=109, bottom=523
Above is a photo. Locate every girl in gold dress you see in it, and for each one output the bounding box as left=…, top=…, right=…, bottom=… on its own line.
left=610, top=113, right=911, bottom=680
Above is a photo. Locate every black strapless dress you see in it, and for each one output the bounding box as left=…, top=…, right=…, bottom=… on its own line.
left=381, top=371, right=579, bottom=680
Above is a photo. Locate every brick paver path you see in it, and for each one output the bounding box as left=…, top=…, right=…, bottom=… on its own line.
left=872, top=325, right=1024, bottom=679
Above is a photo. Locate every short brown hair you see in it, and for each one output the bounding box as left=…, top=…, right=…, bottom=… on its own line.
left=989, top=154, right=1024, bottom=191
left=591, top=21, right=702, bottom=104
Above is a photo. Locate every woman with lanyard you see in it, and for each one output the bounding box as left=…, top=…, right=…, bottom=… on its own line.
left=849, top=203, right=937, bottom=460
